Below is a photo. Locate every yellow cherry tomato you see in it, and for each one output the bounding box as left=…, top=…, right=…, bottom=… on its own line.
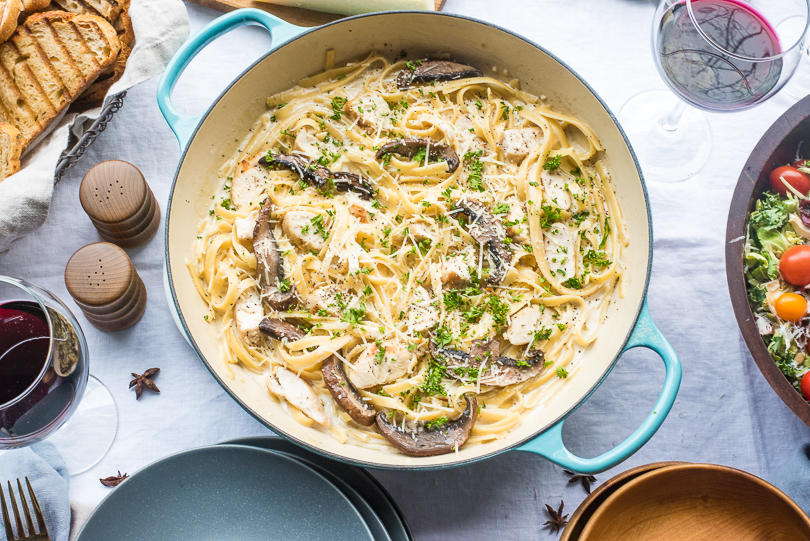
left=774, top=293, right=808, bottom=322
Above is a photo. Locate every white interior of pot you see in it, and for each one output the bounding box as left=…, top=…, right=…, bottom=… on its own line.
left=166, top=13, right=651, bottom=467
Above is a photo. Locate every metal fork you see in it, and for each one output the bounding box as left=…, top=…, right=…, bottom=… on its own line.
left=0, top=478, right=50, bottom=540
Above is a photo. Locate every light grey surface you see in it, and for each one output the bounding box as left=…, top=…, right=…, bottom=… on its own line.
left=0, top=1, right=809, bottom=539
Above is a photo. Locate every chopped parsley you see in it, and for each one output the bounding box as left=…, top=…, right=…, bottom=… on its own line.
left=330, top=96, right=348, bottom=121
left=583, top=250, right=611, bottom=268
left=278, top=278, right=291, bottom=293
left=413, top=146, right=427, bottom=165
left=493, top=202, right=510, bottom=215
left=374, top=340, right=386, bottom=364
left=405, top=59, right=423, bottom=72
left=539, top=204, right=562, bottom=229
left=464, top=149, right=485, bottom=191
left=556, top=367, right=569, bottom=378
left=562, top=277, right=583, bottom=289
left=341, top=302, right=367, bottom=325
left=543, top=154, right=562, bottom=171
left=599, top=217, right=612, bottom=249
left=310, top=214, right=329, bottom=241
left=434, top=325, right=454, bottom=348
left=425, top=416, right=449, bottom=431
left=421, top=360, right=447, bottom=396
left=572, top=211, right=590, bottom=226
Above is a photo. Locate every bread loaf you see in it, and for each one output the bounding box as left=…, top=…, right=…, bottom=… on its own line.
left=0, top=122, right=22, bottom=182
left=0, top=0, right=21, bottom=42
left=0, top=11, right=120, bottom=150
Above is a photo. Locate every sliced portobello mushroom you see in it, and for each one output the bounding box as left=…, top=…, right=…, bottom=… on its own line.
left=432, top=338, right=545, bottom=387
left=259, top=153, right=373, bottom=200
left=376, top=395, right=478, bottom=457
left=332, top=171, right=375, bottom=199
left=322, top=356, right=377, bottom=426
left=397, top=60, right=484, bottom=91
left=375, top=137, right=460, bottom=173
left=254, top=198, right=298, bottom=310
left=259, top=318, right=305, bottom=342
left=452, top=200, right=512, bottom=284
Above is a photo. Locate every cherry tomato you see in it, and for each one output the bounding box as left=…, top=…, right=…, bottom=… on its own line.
left=774, top=293, right=807, bottom=322
left=780, top=246, right=810, bottom=286
left=802, top=372, right=810, bottom=400
left=793, top=159, right=809, bottom=169
left=769, top=166, right=810, bottom=197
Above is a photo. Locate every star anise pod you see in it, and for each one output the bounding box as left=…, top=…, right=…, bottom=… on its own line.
left=543, top=500, right=568, bottom=534
left=130, top=368, right=160, bottom=400
left=99, top=471, right=128, bottom=487
left=564, top=469, right=597, bottom=494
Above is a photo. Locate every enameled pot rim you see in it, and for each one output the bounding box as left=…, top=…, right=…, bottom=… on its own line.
left=164, top=10, right=654, bottom=470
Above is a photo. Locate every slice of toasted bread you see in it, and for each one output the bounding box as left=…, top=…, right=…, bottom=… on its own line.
left=0, top=11, right=119, bottom=149
left=0, top=122, right=22, bottom=182
left=77, top=39, right=127, bottom=102
left=112, top=8, right=131, bottom=45
left=0, top=0, right=22, bottom=42
left=51, top=0, right=96, bottom=17
left=76, top=0, right=119, bottom=21
left=21, top=0, right=49, bottom=13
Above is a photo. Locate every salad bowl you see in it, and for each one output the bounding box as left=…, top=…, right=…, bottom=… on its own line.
left=727, top=94, right=810, bottom=427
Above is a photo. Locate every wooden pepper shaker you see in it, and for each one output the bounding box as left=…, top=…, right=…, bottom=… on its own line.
left=64, top=242, right=147, bottom=332
left=79, top=160, right=160, bottom=248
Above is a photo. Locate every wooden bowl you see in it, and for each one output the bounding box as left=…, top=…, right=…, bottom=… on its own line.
left=561, top=462, right=686, bottom=540
left=726, top=94, right=810, bottom=427
left=579, top=463, right=810, bottom=540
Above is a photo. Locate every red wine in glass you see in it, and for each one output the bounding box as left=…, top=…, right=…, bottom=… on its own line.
left=0, top=300, right=79, bottom=437
left=657, top=0, right=783, bottom=111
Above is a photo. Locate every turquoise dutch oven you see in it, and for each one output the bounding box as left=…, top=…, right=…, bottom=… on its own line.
left=157, top=9, right=681, bottom=473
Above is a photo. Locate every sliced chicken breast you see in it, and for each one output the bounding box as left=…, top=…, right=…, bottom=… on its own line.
left=266, top=366, right=329, bottom=426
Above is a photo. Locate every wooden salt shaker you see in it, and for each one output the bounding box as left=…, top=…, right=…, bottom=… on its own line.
left=80, top=160, right=160, bottom=248
left=64, top=242, right=147, bottom=332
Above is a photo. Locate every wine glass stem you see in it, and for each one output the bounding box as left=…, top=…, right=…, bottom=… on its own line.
left=659, top=100, right=687, bottom=133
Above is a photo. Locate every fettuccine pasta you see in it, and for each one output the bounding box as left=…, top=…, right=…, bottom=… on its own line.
left=188, top=51, right=628, bottom=455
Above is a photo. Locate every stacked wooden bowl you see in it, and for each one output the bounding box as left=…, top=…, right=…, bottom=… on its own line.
left=79, top=160, right=160, bottom=248
left=64, top=242, right=147, bottom=332
left=563, top=463, right=810, bottom=540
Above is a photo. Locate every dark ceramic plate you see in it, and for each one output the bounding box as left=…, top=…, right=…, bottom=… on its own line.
left=75, top=444, right=374, bottom=541
left=727, top=94, right=810, bottom=427
left=220, top=436, right=413, bottom=541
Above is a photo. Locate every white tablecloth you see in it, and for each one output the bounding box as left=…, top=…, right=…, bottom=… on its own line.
left=2, top=1, right=809, bottom=538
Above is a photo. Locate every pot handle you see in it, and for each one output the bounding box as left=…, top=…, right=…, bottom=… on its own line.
left=517, top=301, right=681, bottom=474
left=157, top=9, right=305, bottom=149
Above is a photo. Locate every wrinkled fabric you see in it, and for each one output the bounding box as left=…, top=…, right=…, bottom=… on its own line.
left=0, top=442, right=69, bottom=541
left=0, top=0, right=190, bottom=252
left=768, top=444, right=810, bottom=514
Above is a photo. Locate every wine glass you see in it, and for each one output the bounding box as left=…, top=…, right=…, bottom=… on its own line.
left=0, top=277, right=117, bottom=475
left=619, top=0, right=810, bottom=183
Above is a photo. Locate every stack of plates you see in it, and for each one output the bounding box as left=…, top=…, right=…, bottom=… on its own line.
left=76, top=437, right=412, bottom=541
left=562, top=462, right=810, bottom=540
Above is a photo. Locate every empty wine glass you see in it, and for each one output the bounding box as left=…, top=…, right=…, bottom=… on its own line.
left=0, top=277, right=117, bottom=474
left=619, top=0, right=810, bottom=183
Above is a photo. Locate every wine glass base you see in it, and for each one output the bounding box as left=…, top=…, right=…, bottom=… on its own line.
left=48, top=375, right=117, bottom=476
left=618, top=90, right=712, bottom=183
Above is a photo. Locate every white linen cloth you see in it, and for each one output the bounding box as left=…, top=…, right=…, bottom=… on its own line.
left=1, top=1, right=810, bottom=539
left=0, top=0, right=190, bottom=252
